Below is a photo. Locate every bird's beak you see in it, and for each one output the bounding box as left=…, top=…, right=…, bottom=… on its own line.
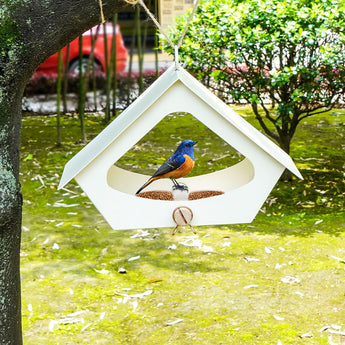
left=193, top=141, right=198, bottom=145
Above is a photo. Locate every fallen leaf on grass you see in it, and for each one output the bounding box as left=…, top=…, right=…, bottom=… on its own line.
left=115, top=290, right=153, bottom=299
left=331, top=325, right=342, bottom=331
left=299, top=201, right=315, bottom=208
left=94, top=268, right=110, bottom=275
left=265, top=247, right=273, bottom=254
left=320, top=325, right=345, bottom=335
left=295, top=291, right=304, bottom=297
left=299, top=333, right=313, bottom=338
left=23, top=154, right=33, bottom=161
left=328, top=336, right=338, bottom=345
left=328, top=330, right=345, bottom=336
left=60, top=187, right=79, bottom=195
left=81, top=324, right=91, bottom=332
left=281, top=276, right=301, bottom=284
left=130, top=230, right=150, bottom=239
left=166, top=318, right=184, bottom=326
left=53, top=202, right=80, bottom=208
left=68, top=310, right=88, bottom=317
left=128, top=255, right=140, bottom=261
left=49, top=317, right=84, bottom=331
left=202, top=245, right=214, bottom=253
left=43, top=238, right=49, bottom=245
left=148, top=278, right=163, bottom=284
left=179, top=236, right=202, bottom=248
left=48, top=320, right=57, bottom=332
left=60, top=317, right=84, bottom=325
left=179, top=236, right=214, bottom=253
left=244, top=257, right=260, bottom=262
left=331, top=256, right=345, bottom=264
left=273, top=315, right=285, bottom=321
left=132, top=300, right=138, bottom=312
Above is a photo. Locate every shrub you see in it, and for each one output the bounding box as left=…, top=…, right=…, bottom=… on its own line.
left=167, top=0, right=345, bottom=154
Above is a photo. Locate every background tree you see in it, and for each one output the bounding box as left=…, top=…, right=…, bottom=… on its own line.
left=0, top=1, right=125, bottom=343
left=168, top=0, right=345, bottom=155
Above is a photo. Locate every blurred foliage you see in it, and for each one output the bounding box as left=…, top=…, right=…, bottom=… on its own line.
left=24, top=71, right=162, bottom=112
left=166, top=0, right=345, bottom=153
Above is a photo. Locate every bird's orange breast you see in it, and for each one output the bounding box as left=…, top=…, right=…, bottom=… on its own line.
left=164, top=154, right=194, bottom=179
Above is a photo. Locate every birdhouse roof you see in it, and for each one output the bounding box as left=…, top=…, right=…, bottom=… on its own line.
left=59, top=64, right=302, bottom=189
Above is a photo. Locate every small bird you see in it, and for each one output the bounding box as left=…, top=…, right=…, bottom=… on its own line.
left=135, top=140, right=198, bottom=195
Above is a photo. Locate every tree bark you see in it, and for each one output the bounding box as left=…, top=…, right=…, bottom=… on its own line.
left=277, top=134, right=291, bottom=155
left=0, top=84, right=24, bottom=345
left=0, top=1, right=126, bottom=343
left=277, top=135, right=293, bottom=181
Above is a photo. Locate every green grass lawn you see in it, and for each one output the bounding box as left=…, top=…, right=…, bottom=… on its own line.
left=21, top=107, right=345, bottom=344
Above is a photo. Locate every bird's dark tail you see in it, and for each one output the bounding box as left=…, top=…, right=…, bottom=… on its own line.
left=135, top=177, right=158, bottom=195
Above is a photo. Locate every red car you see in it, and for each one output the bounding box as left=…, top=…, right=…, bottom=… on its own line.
left=36, top=23, right=127, bottom=75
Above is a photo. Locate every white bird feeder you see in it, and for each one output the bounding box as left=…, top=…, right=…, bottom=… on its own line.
left=58, top=64, right=302, bottom=230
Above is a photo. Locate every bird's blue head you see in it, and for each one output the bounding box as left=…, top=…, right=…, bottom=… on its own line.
left=175, top=140, right=198, bottom=160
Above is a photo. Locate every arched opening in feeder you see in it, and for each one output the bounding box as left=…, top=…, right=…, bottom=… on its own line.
left=106, top=112, right=255, bottom=200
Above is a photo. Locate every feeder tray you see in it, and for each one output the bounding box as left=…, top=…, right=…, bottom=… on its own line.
left=137, top=191, right=173, bottom=200
left=188, top=190, right=224, bottom=200
left=136, top=190, right=224, bottom=201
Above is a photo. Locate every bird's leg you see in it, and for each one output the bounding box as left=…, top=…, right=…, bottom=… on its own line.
left=170, top=178, right=188, bottom=192
left=170, top=177, right=179, bottom=187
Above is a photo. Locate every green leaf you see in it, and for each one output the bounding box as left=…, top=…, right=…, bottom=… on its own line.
left=23, top=154, right=33, bottom=161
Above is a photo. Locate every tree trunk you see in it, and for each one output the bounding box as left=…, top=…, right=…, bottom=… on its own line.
left=0, top=1, right=126, bottom=343
left=278, top=134, right=293, bottom=181
left=0, top=84, right=25, bottom=345
left=278, top=134, right=291, bottom=155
